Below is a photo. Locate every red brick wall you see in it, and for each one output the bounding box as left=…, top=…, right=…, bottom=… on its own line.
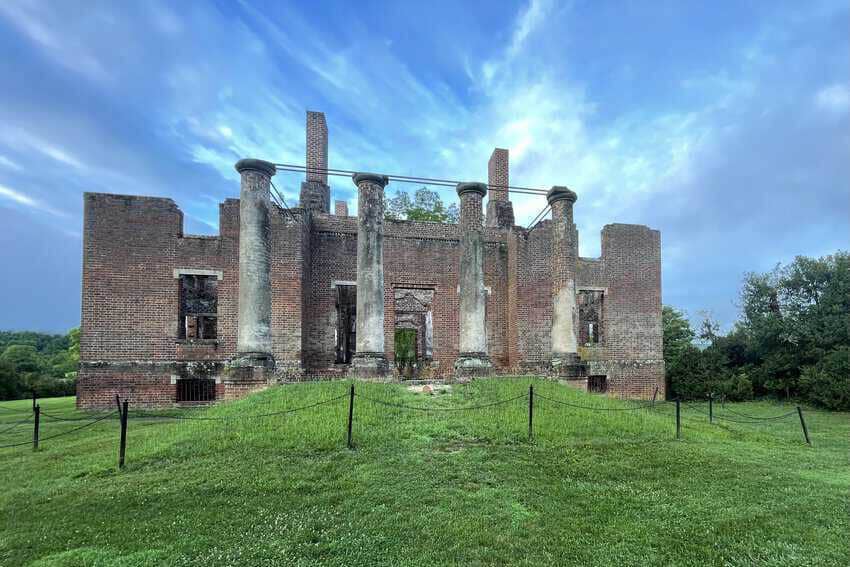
left=80, top=191, right=663, bottom=404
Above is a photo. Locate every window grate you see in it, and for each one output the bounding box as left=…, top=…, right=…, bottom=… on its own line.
left=176, top=379, right=216, bottom=403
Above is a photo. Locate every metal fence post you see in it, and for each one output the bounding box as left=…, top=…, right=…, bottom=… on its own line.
left=675, top=398, right=681, bottom=440
left=118, top=400, right=128, bottom=469
left=347, top=383, right=355, bottom=449
left=32, top=390, right=37, bottom=412
left=796, top=406, right=811, bottom=446
left=708, top=393, right=713, bottom=424
left=528, top=384, right=534, bottom=441
left=33, top=404, right=40, bottom=451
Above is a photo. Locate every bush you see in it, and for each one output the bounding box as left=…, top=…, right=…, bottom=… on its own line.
left=722, top=373, right=754, bottom=401
left=799, top=347, right=850, bottom=410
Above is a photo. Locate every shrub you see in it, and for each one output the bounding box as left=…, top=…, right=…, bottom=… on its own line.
left=799, top=347, right=850, bottom=410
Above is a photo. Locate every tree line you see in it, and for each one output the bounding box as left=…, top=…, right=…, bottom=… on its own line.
left=664, top=251, right=849, bottom=410
left=0, top=329, right=78, bottom=400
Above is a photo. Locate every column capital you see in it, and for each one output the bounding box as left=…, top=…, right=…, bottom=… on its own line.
left=456, top=182, right=487, bottom=198
left=235, top=158, right=276, bottom=177
left=546, top=186, right=577, bottom=205
left=352, top=172, right=389, bottom=188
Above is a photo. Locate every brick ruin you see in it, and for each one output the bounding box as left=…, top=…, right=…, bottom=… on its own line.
left=77, top=111, right=664, bottom=408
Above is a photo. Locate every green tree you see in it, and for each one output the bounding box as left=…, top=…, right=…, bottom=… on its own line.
left=0, top=344, right=42, bottom=374
left=386, top=187, right=459, bottom=223
left=0, top=359, right=25, bottom=400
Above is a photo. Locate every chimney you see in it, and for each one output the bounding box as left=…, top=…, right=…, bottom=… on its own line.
left=335, top=199, right=349, bottom=217
left=485, top=148, right=515, bottom=228
left=299, top=110, right=330, bottom=213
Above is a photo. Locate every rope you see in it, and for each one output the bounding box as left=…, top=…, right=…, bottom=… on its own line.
left=0, top=415, right=32, bottom=435
left=36, top=411, right=118, bottom=443
left=355, top=393, right=526, bottom=412
left=126, top=394, right=349, bottom=421
left=534, top=393, right=655, bottom=411
left=40, top=410, right=115, bottom=422
left=720, top=405, right=800, bottom=421
left=682, top=403, right=796, bottom=424
left=0, top=404, right=31, bottom=415
left=0, top=411, right=117, bottom=449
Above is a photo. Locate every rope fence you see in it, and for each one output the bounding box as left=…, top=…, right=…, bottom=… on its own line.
left=0, top=386, right=817, bottom=467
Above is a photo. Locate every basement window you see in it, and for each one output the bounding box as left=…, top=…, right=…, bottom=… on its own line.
left=588, top=375, right=608, bottom=393
left=179, top=274, right=218, bottom=340
left=176, top=378, right=216, bottom=403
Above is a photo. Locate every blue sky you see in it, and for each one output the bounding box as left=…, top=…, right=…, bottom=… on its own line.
left=0, top=0, right=847, bottom=334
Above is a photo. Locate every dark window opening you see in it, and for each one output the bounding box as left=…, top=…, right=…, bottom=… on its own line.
left=179, top=274, right=218, bottom=339
left=578, top=290, right=604, bottom=346
left=335, top=285, right=357, bottom=364
left=176, top=378, right=216, bottom=403
left=588, top=375, right=607, bottom=393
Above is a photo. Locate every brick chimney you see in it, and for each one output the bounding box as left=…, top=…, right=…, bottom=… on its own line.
left=485, top=148, right=515, bottom=229
left=299, top=111, right=330, bottom=213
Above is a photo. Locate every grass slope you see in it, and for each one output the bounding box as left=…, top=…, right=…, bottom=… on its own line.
left=0, top=379, right=848, bottom=566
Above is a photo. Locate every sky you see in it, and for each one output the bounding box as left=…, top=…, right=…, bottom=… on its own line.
left=0, top=0, right=847, bottom=334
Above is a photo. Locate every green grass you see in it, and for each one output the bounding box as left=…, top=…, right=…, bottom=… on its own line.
left=0, top=378, right=848, bottom=566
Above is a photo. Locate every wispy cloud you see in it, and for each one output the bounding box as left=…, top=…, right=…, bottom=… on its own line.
left=0, top=183, right=67, bottom=217
left=814, top=83, right=850, bottom=114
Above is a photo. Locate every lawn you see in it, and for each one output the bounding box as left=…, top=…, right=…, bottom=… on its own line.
left=0, top=379, right=847, bottom=566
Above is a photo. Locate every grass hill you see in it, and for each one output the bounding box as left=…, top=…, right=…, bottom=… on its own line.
left=0, top=379, right=847, bottom=566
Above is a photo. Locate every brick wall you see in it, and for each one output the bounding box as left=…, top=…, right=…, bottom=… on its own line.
left=306, top=111, right=327, bottom=184
left=80, top=191, right=663, bottom=404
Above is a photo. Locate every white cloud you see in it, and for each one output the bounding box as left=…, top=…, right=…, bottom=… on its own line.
left=0, top=155, right=21, bottom=171
left=814, top=83, right=850, bottom=114
left=0, top=184, right=67, bottom=217
left=0, top=1, right=111, bottom=83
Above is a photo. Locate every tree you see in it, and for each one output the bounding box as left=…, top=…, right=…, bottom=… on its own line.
left=386, top=187, right=459, bottom=223
left=0, top=328, right=80, bottom=400
left=0, top=345, right=42, bottom=374
left=662, top=306, right=694, bottom=368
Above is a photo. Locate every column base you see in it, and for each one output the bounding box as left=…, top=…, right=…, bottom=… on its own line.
left=550, top=353, right=588, bottom=378
left=454, top=352, right=492, bottom=382
left=229, top=352, right=275, bottom=369
left=223, top=353, right=276, bottom=400
left=350, top=352, right=390, bottom=379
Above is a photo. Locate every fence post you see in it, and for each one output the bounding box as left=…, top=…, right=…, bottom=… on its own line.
left=33, top=404, right=40, bottom=451
left=528, top=384, right=534, bottom=441
left=796, top=406, right=811, bottom=446
left=675, top=399, right=681, bottom=440
left=708, top=393, right=714, bottom=424
left=347, top=383, right=355, bottom=449
left=118, top=400, right=128, bottom=469
left=32, top=390, right=37, bottom=412
left=651, top=386, right=659, bottom=409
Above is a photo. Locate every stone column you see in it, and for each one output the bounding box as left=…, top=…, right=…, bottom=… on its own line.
left=351, top=173, right=389, bottom=377
left=455, top=182, right=492, bottom=379
left=548, top=186, right=586, bottom=377
left=234, top=158, right=276, bottom=366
